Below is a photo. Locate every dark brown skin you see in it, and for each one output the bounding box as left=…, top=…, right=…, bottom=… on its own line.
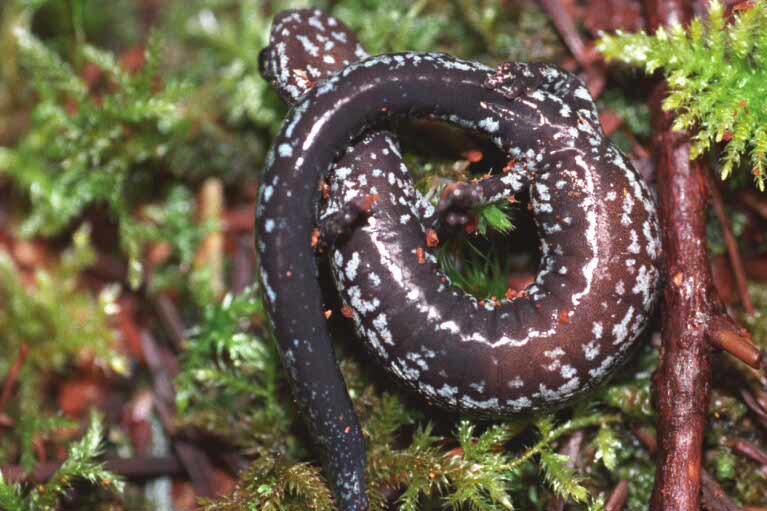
left=257, top=9, right=663, bottom=510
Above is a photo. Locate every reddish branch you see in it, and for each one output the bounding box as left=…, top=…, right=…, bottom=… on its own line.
left=140, top=331, right=217, bottom=498
left=0, top=344, right=30, bottom=416
left=741, top=389, right=767, bottom=430
left=546, top=431, right=585, bottom=511
left=706, top=170, right=754, bottom=314
left=647, top=74, right=712, bottom=511
left=605, top=480, right=629, bottom=511
left=536, top=0, right=606, bottom=97
left=730, top=438, right=767, bottom=468
left=0, top=456, right=183, bottom=483
left=231, top=233, right=255, bottom=295
left=633, top=427, right=743, bottom=511
left=643, top=0, right=760, bottom=509
left=741, top=189, right=767, bottom=221
left=537, top=0, right=589, bottom=66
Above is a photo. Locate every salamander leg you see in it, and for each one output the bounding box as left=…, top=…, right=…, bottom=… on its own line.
left=436, top=182, right=482, bottom=230
left=434, top=173, right=520, bottom=231
left=314, top=195, right=378, bottom=252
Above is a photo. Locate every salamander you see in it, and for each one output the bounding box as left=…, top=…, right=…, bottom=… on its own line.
left=257, top=9, right=662, bottom=510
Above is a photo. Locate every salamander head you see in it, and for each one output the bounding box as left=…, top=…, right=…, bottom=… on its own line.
left=259, top=9, right=367, bottom=103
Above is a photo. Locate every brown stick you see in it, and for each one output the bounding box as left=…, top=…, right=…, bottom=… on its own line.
left=707, top=319, right=762, bottom=370
left=546, top=431, right=585, bottom=511
left=643, top=1, right=718, bottom=509
left=0, top=456, right=183, bottom=483
left=648, top=86, right=713, bottom=511
left=706, top=170, right=754, bottom=314
left=740, top=189, right=767, bottom=221
left=140, top=332, right=217, bottom=498
left=150, top=294, right=187, bottom=352
left=730, top=438, right=767, bottom=467
left=633, top=428, right=743, bottom=511
left=0, top=344, right=30, bottom=416
left=536, top=0, right=606, bottom=97
left=701, top=471, right=744, bottom=511
left=605, top=480, right=629, bottom=511
left=231, top=233, right=255, bottom=295
left=194, top=178, right=226, bottom=300
left=537, top=0, right=588, bottom=65
left=741, top=389, right=767, bottom=430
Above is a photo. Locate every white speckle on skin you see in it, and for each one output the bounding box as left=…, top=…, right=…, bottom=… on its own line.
left=345, top=252, right=361, bottom=280
left=439, top=321, right=460, bottom=334
left=478, top=116, right=500, bottom=133
left=278, top=143, right=293, bottom=157
left=612, top=306, right=635, bottom=345
left=469, top=381, right=486, bottom=393
left=583, top=341, right=600, bottom=360
left=437, top=384, right=458, bottom=399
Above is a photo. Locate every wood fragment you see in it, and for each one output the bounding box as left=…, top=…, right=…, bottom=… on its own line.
left=741, top=389, right=767, bottom=429
left=0, top=456, right=183, bottom=483
left=701, top=471, right=744, bottom=511
left=194, top=178, right=226, bottom=300
left=605, top=480, right=629, bottom=511
left=638, top=1, right=755, bottom=508
left=706, top=170, right=754, bottom=314
left=0, top=344, right=30, bottom=416
left=231, top=233, right=255, bottom=295
left=707, top=319, right=762, bottom=369
left=140, top=331, right=217, bottom=498
left=536, top=0, right=606, bottom=96
left=730, top=437, right=767, bottom=467
left=151, top=294, right=187, bottom=352
left=740, top=189, right=767, bottom=220
left=632, top=428, right=743, bottom=511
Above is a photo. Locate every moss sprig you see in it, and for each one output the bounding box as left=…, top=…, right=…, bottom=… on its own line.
left=598, top=0, right=767, bottom=188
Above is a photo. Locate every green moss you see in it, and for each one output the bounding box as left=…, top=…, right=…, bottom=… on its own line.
left=598, top=0, right=767, bottom=189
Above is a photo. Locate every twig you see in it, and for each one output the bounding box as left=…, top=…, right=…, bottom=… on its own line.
left=140, top=331, right=217, bottom=498
left=538, top=0, right=587, bottom=60
left=648, top=79, right=712, bottom=511
left=605, top=480, right=629, bottom=511
left=741, top=389, right=767, bottom=430
left=729, top=438, right=767, bottom=467
left=224, top=205, right=256, bottom=233
left=740, top=189, right=767, bottom=221
left=639, top=0, right=763, bottom=507
left=194, top=178, right=226, bottom=300
left=0, top=456, right=183, bottom=483
left=707, top=319, right=762, bottom=370
left=231, top=233, right=255, bottom=295
left=0, top=344, right=30, bottom=416
left=536, top=0, right=606, bottom=97
left=547, top=431, right=585, bottom=511
left=701, top=471, right=744, bottom=511
left=632, top=428, right=743, bottom=511
left=706, top=170, right=754, bottom=314
left=743, top=258, right=767, bottom=282
left=150, top=294, right=187, bottom=352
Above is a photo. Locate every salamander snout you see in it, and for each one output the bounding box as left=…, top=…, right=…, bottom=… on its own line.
left=258, top=46, right=274, bottom=83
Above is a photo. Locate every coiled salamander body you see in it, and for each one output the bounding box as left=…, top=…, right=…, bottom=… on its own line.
left=258, top=10, right=662, bottom=510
